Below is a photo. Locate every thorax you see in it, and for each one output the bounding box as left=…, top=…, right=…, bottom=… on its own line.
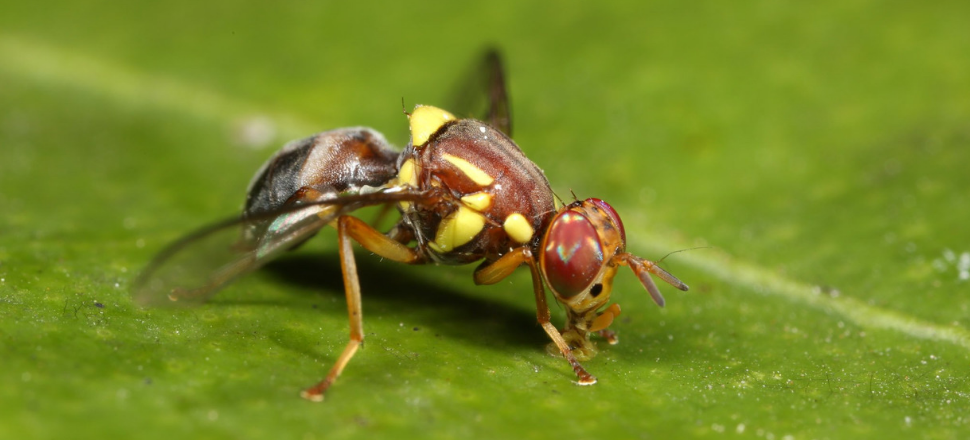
left=396, top=118, right=556, bottom=264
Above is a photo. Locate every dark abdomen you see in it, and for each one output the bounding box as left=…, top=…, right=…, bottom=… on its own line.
left=244, top=127, right=400, bottom=217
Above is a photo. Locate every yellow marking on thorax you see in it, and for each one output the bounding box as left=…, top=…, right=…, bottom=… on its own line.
left=409, top=105, right=455, bottom=147
left=395, top=158, right=419, bottom=211
left=397, top=158, right=418, bottom=187
left=429, top=205, right=485, bottom=253
left=460, top=192, right=493, bottom=212
left=503, top=213, right=534, bottom=244
left=442, top=153, right=494, bottom=186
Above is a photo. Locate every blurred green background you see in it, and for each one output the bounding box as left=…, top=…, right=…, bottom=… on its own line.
left=2, top=1, right=968, bottom=438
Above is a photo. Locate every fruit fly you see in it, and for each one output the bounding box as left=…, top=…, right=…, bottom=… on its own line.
left=133, top=51, right=689, bottom=401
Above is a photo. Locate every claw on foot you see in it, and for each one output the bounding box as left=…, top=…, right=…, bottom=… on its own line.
left=300, top=389, right=324, bottom=402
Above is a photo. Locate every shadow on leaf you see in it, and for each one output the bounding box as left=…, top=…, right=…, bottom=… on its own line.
left=200, top=249, right=706, bottom=371
left=254, top=253, right=549, bottom=351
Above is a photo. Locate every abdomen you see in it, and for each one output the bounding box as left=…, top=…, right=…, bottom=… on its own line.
left=245, top=127, right=400, bottom=217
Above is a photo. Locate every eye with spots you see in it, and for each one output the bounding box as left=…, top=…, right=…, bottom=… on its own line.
left=587, top=198, right=626, bottom=244
left=540, top=210, right=605, bottom=298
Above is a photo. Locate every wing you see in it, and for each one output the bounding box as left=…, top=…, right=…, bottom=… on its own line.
left=131, top=188, right=426, bottom=307
left=449, top=48, right=512, bottom=137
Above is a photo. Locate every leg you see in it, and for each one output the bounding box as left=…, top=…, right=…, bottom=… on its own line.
left=474, top=248, right=596, bottom=385
left=596, top=329, right=619, bottom=345
left=590, top=303, right=621, bottom=345
left=300, top=215, right=423, bottom=401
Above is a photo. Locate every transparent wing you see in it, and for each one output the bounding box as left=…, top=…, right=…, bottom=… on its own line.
left=132, top=188, right=426, bottom=307
left=449, top=48, right=512, bottom=136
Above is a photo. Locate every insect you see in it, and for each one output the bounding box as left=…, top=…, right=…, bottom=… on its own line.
left=133, top=51, right=689, bottom=401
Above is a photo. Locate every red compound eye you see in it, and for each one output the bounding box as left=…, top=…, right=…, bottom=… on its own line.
left=541, top=211, right=604, bottom=298
left=587, top=198, right=626, bottom=244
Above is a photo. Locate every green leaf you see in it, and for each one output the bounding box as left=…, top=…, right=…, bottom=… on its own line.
left=2, top=1, right=968, bottom=439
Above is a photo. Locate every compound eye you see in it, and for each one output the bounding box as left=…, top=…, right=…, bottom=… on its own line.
left=587, top=198, right=626, bottom=244
left=542, top=211, right=604, bottom=298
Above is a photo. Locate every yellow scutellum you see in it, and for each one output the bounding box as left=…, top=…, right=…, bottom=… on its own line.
left=409, top=105, right=455, bottom=147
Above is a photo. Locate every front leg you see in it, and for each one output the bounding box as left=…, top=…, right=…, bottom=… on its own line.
left=474, top=248, right=597, bottom=385
left=301, top=215, right=424, bottom=402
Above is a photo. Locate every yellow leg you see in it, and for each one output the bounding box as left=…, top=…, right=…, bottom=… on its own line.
left=474, top=248, right=596, bottom=385
left=301, top=215, right=422, bottom=402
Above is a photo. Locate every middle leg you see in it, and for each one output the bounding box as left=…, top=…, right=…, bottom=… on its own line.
left=474, top=248, right=596, bottom=385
